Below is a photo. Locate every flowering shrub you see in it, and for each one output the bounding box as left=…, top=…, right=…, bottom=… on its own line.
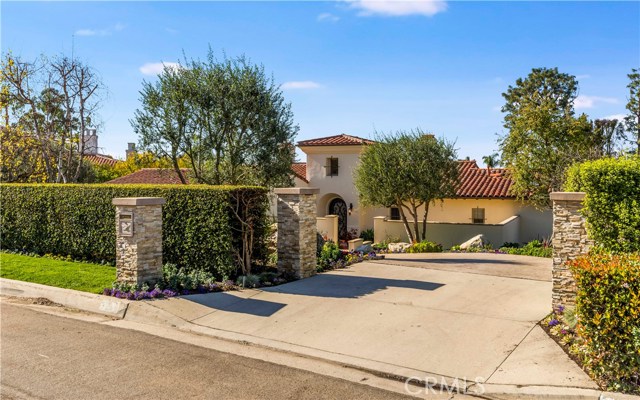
left=500, top=240, right=552, bottom=258
left=406, top=240, right=443, bottom=253
left=104, top=263, right=236, bottom=300
left=569, top=252, right=640, bottom=394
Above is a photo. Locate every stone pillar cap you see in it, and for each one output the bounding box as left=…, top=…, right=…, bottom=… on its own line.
left=112, top=197, right=166, bottom=206
left=274, top=187, right=320, bottom=195
left=549, top=192, right=586, bottom=201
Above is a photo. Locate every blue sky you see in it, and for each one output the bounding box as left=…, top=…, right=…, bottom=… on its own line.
left=2, top=1, right=639, bottom=162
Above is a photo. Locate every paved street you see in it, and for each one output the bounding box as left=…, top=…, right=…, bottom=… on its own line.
left=0, top=303, right=411, bottom=400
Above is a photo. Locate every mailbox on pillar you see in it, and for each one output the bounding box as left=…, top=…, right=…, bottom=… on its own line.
left=119, top=212, right=134, bottom=237
left=112, top=197, right=165, bottom=286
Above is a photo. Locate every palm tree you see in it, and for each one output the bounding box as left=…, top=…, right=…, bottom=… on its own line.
left=482, top=153, right=501, bottom=174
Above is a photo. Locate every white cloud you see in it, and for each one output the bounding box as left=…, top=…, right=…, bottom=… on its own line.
left=603, top=114, right=627, bottom=121
left=165, top=27, right=179, bottom=34
left=75, top=23, right=125, bottom=37
left=576, top=74, right=590, bottom=80
left=281, top=81, right=322, bottom=90
left=347, top=0, right=448, bottom=17
left=574, top=95, right=618, bottom=109
left=318, top=12, right=340, bottom=22
left=139, top=62, right=181, bottom=76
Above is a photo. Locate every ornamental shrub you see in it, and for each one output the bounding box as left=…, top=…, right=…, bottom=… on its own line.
left=406, top=240, right=443, bottom=253
left=0, top=184, right=268, bottom=279
left=500, top=240, right=552, bottom=258
left=565, top=156, right=640, bottom=253
left=318, top=240, right=341, bottom=271
left=569, top=252, right=640, bottom=393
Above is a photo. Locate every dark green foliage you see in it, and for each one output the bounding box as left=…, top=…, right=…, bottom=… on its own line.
left=569, top=252, right=640, bottom=393
left=500, top=240, right=552, bottom=258
left=565, top=157, right=640, bottom=253
left=359, top=228, right=374, bottom=242
left=0, top=184, right=268, bottom=279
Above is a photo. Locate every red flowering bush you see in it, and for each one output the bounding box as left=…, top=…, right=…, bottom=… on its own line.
left=569, top=252, right=640, bottom=393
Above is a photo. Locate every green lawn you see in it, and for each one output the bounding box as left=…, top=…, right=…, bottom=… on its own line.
left=0, top=253, right=116, bottom=294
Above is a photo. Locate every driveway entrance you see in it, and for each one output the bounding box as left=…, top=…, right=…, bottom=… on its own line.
left=145, top=253, right=596, bottom=390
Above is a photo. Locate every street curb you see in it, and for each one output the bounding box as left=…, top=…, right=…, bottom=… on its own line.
left=0, top=278, right=129, bottom=318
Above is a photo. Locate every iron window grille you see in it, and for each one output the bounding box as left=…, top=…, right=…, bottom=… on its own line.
left=325, top=157, right=339, bottom=177
left=472, top=207, right=486, bottom=224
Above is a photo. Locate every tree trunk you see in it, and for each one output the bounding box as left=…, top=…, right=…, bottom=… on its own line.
left=422, top=202, right=430, bottom=240
left=411, top=203, right=420, bottom=242
left=397, top=204, right=414, bottom=243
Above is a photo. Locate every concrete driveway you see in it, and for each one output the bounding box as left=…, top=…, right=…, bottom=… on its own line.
left=145, top=253, right=596, bottom=390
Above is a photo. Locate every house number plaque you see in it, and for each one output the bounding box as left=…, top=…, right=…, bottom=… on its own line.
left=119, top=212, right=134, bottom=237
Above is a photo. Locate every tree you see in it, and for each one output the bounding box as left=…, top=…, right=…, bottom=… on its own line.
left=498, top=67, right=600, bottom=209
left=624, top=68, right=640, bottom=154
left=131, top=49, right=298, bottom=188
left=482, top=153, right=501, bottom=172
left=354, top=130, right=458, bottom=243
left=1, top=52, right=104, bottom=183
left=591, top=118, right=625, bottom=157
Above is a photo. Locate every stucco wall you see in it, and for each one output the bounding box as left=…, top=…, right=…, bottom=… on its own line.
left=373, top=216, right=521, bottom=248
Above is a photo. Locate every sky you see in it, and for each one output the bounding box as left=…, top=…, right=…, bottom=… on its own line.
left=2, top=1, right=639, bottom=162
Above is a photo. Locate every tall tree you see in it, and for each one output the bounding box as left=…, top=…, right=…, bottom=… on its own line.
left=1, top=53, right=104, bottom=183
left=131, top=49, right=298, bottom=188
left=591, top=118, right=625, bottom=157
left=625, top=68, right=640, bottom=154
left=354, top=130, right=458, bottom=243
left=499, top=67, right=598, bottom=209
left=482, top=153, right=501, bottom=173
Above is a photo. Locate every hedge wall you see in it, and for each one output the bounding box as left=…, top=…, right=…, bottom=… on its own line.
left=569, top=252, right=640, bottom=393
left=565, top=156, right=640, bottom=253
left=0, top=184, right=269, bottom=279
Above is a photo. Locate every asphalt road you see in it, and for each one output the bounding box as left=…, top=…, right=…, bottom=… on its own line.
left=1, top=303, right=411, bottom=400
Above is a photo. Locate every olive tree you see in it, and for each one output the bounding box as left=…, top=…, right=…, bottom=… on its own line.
left=354, top=130, right=458, bottom=243
left=131, top=49, right=298, bottom=188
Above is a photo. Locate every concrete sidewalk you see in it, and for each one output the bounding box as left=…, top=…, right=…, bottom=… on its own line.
left=133, top=255, right=596, bottom=392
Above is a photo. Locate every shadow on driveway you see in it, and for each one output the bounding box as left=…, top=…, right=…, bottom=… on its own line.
left=181, top=273, right=445, bottom=317
left=263, top=273, right=445, bottom=299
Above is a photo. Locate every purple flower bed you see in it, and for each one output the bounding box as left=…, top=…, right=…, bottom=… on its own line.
left=103, top=281, right=235, bottom=301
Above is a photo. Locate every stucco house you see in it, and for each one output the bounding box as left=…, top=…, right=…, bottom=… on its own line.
left=291, top=133, right=552, bottom=247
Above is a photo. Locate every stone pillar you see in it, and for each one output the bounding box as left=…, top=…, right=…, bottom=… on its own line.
left=275, top=188, right=320, bottom=279
left=112, top=197, right=165, bottom=286
left=550, top=192, right=592, bottom=309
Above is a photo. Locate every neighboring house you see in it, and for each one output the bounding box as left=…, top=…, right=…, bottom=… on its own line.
left=106, top=168, right=191, bottom=184
left=292, top=133, right=551, bottom=247
left=84, top=154, right=119, bottom=168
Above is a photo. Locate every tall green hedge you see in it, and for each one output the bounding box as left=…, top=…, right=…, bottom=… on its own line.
left=565, top=156, right=640, bottom=253
left=0, top=184, right=268, bottom=279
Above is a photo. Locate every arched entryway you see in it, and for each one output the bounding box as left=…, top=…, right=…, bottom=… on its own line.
left=328, top=198, right=348, bottom=240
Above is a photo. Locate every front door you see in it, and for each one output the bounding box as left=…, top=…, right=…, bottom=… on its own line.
left=329, top=198, right=348, bottom=241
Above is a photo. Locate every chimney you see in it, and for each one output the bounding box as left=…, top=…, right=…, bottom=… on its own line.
left=82, top=128, right=98, bottom=155
left=126, top=142, right=137, bottom=159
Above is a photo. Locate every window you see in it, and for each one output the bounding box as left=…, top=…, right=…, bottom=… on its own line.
left=472, top=207, right=485, bottom=224
left=325, top=157, right=339, bottom=177
left=390, top=207, right=401, bottom=221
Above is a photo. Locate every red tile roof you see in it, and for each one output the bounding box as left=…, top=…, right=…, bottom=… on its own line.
left=287, top=159, right=512, bottom=198
left=456, top=160, right=513, bottom=198
left=106, top=168, right=190, bottom=184
left=297, top=134, right=376, bottom=147
left=291, top=162, right=308, bottom=183
left=84, top=154, right=119, bottom=167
